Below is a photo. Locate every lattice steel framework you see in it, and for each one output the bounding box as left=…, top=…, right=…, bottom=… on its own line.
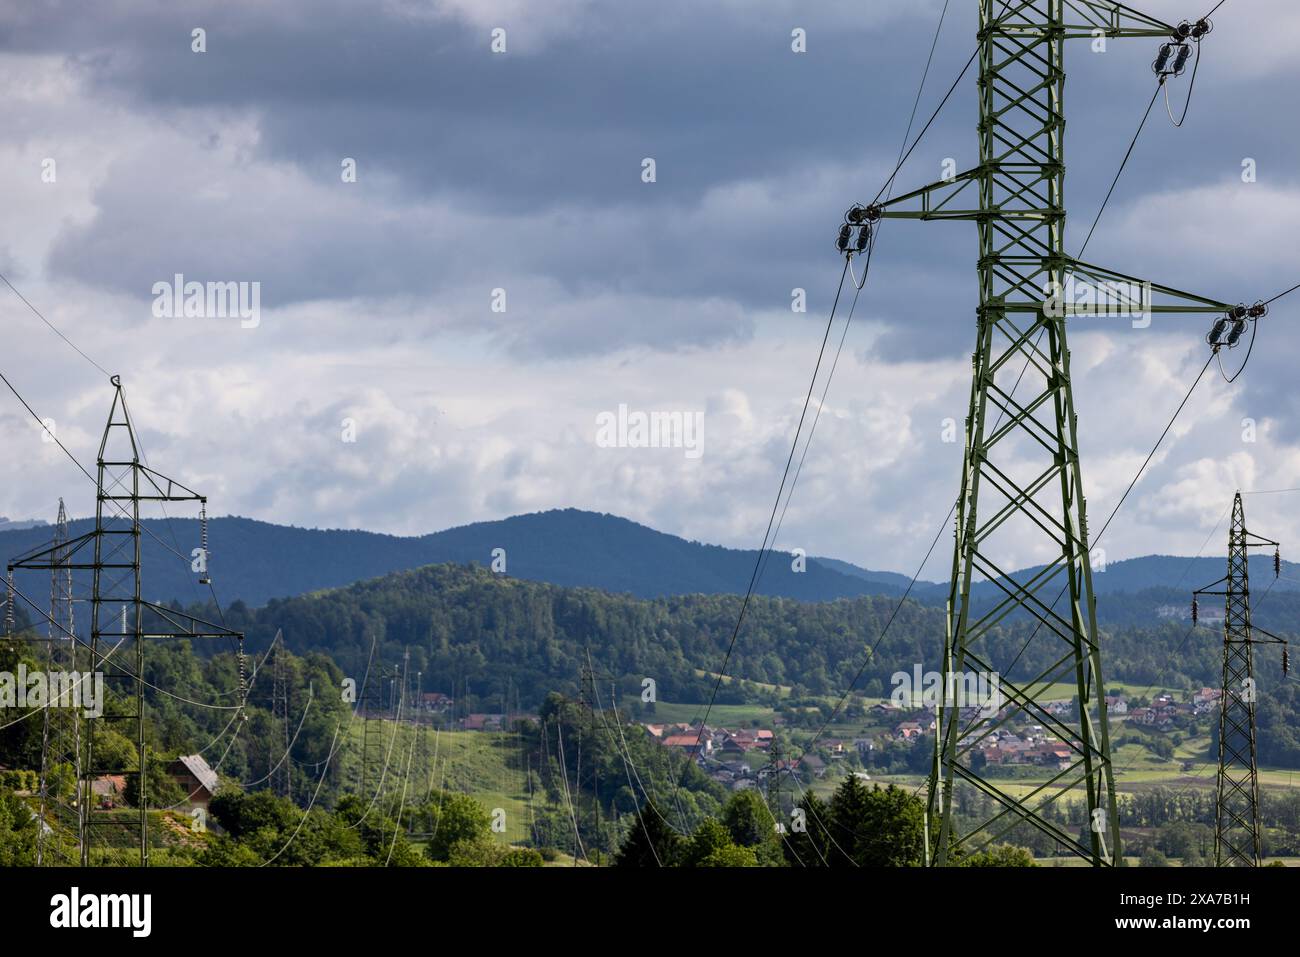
left=861, top=1, right=1233, bottom=865
left=271, top=636, right=292, bottom=800
left=1193, top=492, right=1286, bottom=867
left=10, top=376, right=243, bottom=865
left=34, top=499, right=80, bottom=865
left=360, top=664, right=399, bottom=799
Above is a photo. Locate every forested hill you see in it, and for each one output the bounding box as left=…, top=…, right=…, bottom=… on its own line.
left=212, top=562, right=1300, bottom=728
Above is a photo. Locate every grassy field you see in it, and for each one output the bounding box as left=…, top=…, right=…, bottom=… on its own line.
left=624, top=699, right=778, bottom=727
left=339, top=721, right=535, bottom=843
left=350, top=700, right=1300, bottom=858
left=841, top=762, right=1300, bottom=800
left=694, top=669, right=793, bottom=697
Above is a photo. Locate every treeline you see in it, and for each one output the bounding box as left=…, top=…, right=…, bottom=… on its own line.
left=173, top=562, right=1296, bottom=718
left=613, top=775, right=1031, bottom=868
left=0, top=633, right=351, bottom=809
left=525, top=691, right=725, bottom=858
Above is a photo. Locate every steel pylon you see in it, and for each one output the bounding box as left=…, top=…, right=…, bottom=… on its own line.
left=33, top=499, right=80, bottom=865
left=9, top=376, right=243, bottom=865
left=271, top=633, right=292, bottom=800
left=854, top=1, right=1235, bottom=865
left=1193, top=492, right=1287, bottom=866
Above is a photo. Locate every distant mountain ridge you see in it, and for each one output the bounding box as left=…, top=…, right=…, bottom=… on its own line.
left=0, top=517, right=47, bottom=532
left=0, top=509, right=901, bottom=608
left=0, top=507, right=1287, bottom=611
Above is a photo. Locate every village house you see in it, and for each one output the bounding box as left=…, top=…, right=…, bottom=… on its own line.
left=1028, top=743, right=1073, bottom=770
left=894, top=722, right=921, bottom=740
left=729, top=730, right=759, bottom=749
left=798, top=754, right=827, bottom=778
left=168, top=754, right=219, bottom=811
left=720, top=737, right=747, bottom=757
left=461, top=713, right=506, bottom=732
left=662, top=733, right=712, bottom=756
left=894, top=721, right=925, bottom=741
left=420, top=692, right=454, bottom=713
left=1192, top=688, right=1222, bottom=715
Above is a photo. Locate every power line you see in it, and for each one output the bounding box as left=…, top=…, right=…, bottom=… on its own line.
left=793, top=249, right=1114, bottom=758
left=1263, top=280, right=1300, bottom=306
left=0, top=270, right=111, bottom=378
left=869, top=0, right=1016, bottom=207
left=1216, top=316, right=1257, bottom=383
left=934, top=64, right=1216, bottom=704
left=969, top=352, right=1217, bottom=711
left=0, top=367, right=222, bottom=580
left=681, top=0, right=977, bottom=817
left=3, top=576, right=241, bottom=711
left=1164, top=39, right=1202, bottom=127
left=753, top=0, right=951, bottom=590
left=754, top=241, right=874, bottom=589
left=681, top=260, right=851, bottom=756
left=0, top=368, right=99, bottom=488
left=1078, top=83, right=1163, bottom=260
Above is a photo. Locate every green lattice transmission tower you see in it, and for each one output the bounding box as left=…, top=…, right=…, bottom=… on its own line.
left=844, top=2, right=1239, bottom=864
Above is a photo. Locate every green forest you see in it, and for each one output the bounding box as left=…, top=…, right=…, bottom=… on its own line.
left=3, top=559, right=1300, bottom=866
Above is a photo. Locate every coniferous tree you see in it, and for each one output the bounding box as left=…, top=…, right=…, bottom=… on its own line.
left=613, top=800, right=682, bottom=867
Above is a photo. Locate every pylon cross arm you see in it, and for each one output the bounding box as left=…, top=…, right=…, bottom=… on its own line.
left=1243, top=530, right=1280, bottom=547
left=1057, top=1, right=1174, bottom=37
left=1063, top=259, right=1232, bottom=315
left=876, top=169, right=983, bottom=220
left=138, top=599, right=243, bottom=640
left=1250, top=626, right=1288, bottom=646
left=8, top=530, right=98, bottom=569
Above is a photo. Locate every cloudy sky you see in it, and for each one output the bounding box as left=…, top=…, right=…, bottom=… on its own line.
left=2, top=0, right=1299, bottom=577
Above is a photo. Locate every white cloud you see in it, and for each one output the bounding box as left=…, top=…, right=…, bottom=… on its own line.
left=3, top=0, right=1300, bottom=585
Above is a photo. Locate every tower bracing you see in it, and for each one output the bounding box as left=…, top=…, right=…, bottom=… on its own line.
left=843, top=2, right=1245, bottom=864
left=361, top=663, right=400, bottom=801
left=8, top=375, right=243, bottom=865
left=32, top=499, right=80, bottom=864
left=1193, top=492, right=1288, bottom=866
left=271, top=633, right=292, bottom=800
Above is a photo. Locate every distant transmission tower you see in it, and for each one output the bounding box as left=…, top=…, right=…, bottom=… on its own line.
left=1192, top=492, right=1289, bottom=866
left=271, top=636, right=292, bottom=800
left=35, top=499, right=79, bottom=865
left=361, top=663, right=400, bottom=800
left=580, top=650, right=617, bottom=858
left=762, top=740, right=789, bottom=836
left=844, top=2, right=1247, bottom=866
left=10, top=377, right=244, bottom=865
left=415, top=669, right=429, bottom=799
